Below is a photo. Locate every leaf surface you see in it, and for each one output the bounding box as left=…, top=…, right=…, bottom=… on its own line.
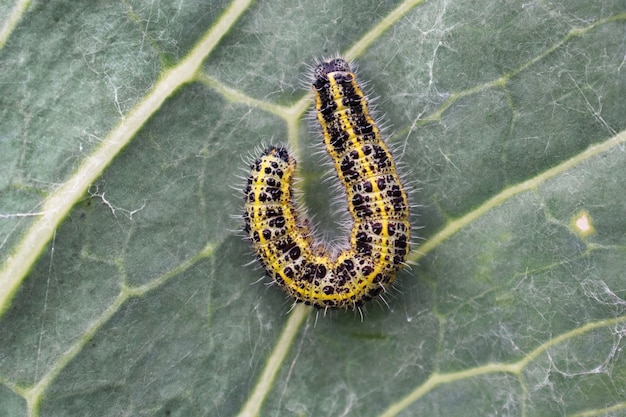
left=1, top=1, right=625, bottom=416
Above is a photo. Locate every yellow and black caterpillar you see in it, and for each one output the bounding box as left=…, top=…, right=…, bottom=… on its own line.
left=243, top=58, right=410, bottom=310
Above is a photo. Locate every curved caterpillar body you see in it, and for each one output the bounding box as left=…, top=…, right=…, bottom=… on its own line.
left=243, top=58, right=410, bottom=310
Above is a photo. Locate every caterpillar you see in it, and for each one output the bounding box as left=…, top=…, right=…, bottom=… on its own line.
left=243, top=58, right=410, bottom=310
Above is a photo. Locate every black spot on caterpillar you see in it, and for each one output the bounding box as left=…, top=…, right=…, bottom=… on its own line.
left=243, top=58, right=410, bottom=310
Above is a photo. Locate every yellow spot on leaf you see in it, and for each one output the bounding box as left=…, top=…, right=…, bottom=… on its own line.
left=572, top=210, right=594, bottom=237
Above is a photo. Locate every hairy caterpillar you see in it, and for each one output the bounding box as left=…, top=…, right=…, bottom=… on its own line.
left=243, top=58, right=410, bottom=310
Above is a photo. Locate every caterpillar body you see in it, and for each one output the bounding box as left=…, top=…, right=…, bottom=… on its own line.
left=243, top=58, right=410, bottom=310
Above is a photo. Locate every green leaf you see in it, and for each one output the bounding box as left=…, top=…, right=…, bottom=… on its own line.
left=1, top=0, right=625, bottom=416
